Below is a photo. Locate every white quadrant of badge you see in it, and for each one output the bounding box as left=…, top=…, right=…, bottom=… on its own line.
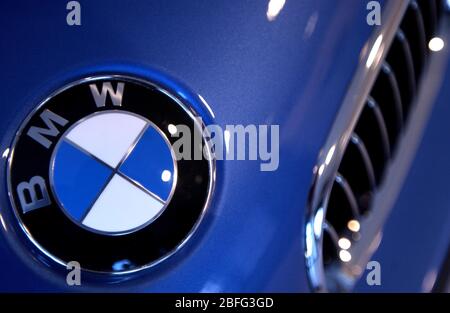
left=50, top=111, right=176, bottom=234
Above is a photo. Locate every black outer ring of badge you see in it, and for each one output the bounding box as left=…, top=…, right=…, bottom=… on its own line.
left=7, top=76, right=215, bottom=274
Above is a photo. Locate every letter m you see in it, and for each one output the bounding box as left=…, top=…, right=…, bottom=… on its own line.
left=27, top=109, right=68, bottom=149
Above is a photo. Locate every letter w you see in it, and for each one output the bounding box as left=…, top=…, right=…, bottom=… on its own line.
left=27, top=110, right=68, bottom=148
left=89, top=82, right=124, bottom=107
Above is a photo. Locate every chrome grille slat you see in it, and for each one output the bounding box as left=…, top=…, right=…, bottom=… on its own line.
left=418, top=0, right=438, bottom=40
left=401, top=1, right=428, bottom=80
left=323, top=221, right=340, bottom=248
left=335, top=173, right=361, bottom=218
left=382, top=62, right=404, bottom=125
left=387, top=29, right=417, bottom=117
left=367, top=97, right=392, bottom=160
left=348, top=134, right=377, bottom=191
left=371, top=63, right=404, bottom=149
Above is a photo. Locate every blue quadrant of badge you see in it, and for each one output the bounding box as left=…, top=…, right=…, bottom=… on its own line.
left=119, top=126, right=175, bottom=201
left=52, top=141, right=112, bottom=221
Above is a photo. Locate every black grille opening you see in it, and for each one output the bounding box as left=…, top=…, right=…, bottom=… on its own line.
left=370, top=63, right=403, bottom=150
left=418, top=0, right=438, bottom=41
left=337, top=140, right=374, bottom=215
left=436, top=0, right=444, bottom=19
left=401, top=1, right=428, bottom=81
left=354, top=98, right=390, bottom=184
left=322, top=230, right=338, bottom=267
left=386, top=30, right=417, bottom=119
left=325, top=175, right=359, bottom=235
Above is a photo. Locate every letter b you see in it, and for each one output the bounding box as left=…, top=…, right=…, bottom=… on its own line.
left=17, top=176, right=51, bottom=213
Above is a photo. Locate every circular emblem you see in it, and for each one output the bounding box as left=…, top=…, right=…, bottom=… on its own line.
left=7, top=76, right=214, bottom=274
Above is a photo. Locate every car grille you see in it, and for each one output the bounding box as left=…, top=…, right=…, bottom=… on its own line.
left=306, top=0, right=446, bottom=292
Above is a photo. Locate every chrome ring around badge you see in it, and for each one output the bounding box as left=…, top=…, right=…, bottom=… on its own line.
left=7, top=75, right=214, bottom=274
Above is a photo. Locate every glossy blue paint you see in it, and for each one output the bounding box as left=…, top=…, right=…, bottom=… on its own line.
left=2, top=0, right=445, bottom=293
